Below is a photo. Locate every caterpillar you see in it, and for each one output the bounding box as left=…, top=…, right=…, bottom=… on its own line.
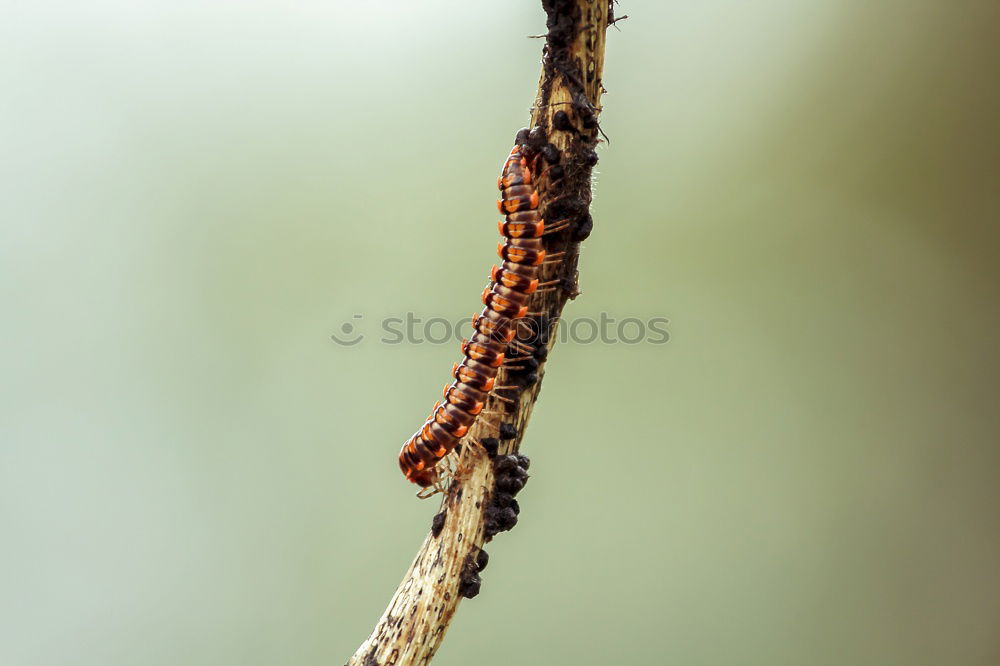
left=397, top=140, right=549, bottom=488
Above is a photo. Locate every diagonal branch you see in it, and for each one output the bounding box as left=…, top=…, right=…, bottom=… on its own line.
left=347, top=2, right=611, bottom=664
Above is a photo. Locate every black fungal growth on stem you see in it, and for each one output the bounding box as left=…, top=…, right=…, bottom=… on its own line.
left=484, top=454, right=531, bottom=539
left=431, top=511, right=447, bottom=538
left=458, top=547, right=491, bottom=599
left=480, top=437, right=500, bottom=458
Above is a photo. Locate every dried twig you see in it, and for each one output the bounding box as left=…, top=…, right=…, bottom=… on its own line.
left=347, top=2, right=611, bottom=663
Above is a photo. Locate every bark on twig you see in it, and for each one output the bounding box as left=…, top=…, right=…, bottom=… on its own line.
left=347, top=2, right=611, bottom=664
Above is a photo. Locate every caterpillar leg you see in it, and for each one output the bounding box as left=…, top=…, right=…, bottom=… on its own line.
left=542, top=219, right=572, bottom=235
left=534, top=162, right=565, bottom=183
left=466, top=436, right=491, bottom=455
left=416, top=477, right=447, bottom=500
left=451, top=440, right=486, bottom=484
left=477, top=412, right=504, bottom=429
left=542, top=252, right=566, bottom=265
left=503, top=350, right=534, bottom=370
left=536, top=275, right=580, bottom=295
left=507, top=339, right=535, bottom=355
left=503, top=354, right=533, bottom=363
left=489, top=391, right=516, bottom=405
left=415, top=454, right=460, bottom=498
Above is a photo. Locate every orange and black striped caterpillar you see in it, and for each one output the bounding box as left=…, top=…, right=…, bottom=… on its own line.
left=397, top=134, right=567, bottom=488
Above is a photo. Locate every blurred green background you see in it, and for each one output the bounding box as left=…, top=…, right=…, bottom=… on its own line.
left=3, top=2, right=999, bottom=665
